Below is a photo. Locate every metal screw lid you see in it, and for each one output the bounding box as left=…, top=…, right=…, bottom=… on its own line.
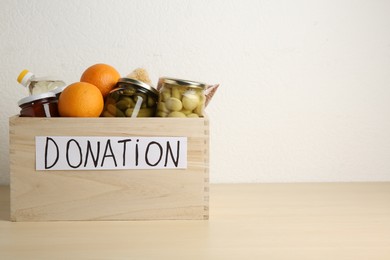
left=117, top=77, right=158, bottom=95
left=17, top=92, right=57, bottom=107
left=159, top=77, right=206, bottom=89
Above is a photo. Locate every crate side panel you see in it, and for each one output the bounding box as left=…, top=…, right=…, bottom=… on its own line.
left=10, top=116, right=209, bottom=221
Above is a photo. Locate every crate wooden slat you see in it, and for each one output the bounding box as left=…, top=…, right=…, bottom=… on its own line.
left=9, top=116, right=209, bottom=221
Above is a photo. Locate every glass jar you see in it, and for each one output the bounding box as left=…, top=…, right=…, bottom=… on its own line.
left=102, top=78, right=158, bottom=117
left=18, top=92, right=59, bottom=117
left=156, top=78, right=206, bottom=118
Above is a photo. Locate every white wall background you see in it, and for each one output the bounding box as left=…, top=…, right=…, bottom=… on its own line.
left=1, top=0, right=390, bottom=184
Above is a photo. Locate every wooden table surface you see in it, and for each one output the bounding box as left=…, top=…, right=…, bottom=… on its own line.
left=1, top=183, right=390, bottom=259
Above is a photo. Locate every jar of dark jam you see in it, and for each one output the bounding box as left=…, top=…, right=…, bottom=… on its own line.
left=18, top=92, right=59, bottom=117
left=102, top=78, right=158, bottom=117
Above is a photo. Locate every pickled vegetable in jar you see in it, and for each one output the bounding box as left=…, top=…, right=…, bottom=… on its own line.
left=18, top=92, right=59, bottom=117
left=156, top=78, right=206, bottom=118
left=102, top=78, right=158, bottom=117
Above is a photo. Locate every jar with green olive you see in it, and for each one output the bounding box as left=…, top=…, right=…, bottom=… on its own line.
left=102, top=78, right=158, bottom=118
left=156, top=78, right=206, bottom=118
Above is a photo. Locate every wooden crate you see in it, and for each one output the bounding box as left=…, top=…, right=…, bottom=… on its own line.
left=9, top=116, right=209, bottom=221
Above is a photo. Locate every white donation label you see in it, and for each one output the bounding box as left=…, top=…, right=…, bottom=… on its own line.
left=35, top=136, right=187, bottom=171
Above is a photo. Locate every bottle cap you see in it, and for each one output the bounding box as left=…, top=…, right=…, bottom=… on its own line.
left=17, top=70, right=34, bottom=87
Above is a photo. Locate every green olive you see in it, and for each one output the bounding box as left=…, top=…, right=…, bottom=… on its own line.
left=157, top=102, right=169, bottom=113
left=194, top=105, right=204, bottom=117
left=194, top=94, right=205, bottom=116
left=156, top=111, right=168, bottom=117
left=187, top=113, right=199, bottom=118
left=165, top=97, right=182, bottom=111
left=182, top=93, right=199, bottom=110
left=161, top=90, right=171, bottom=102
left=180, top=109, right=192, bottom=115
left=171, top=87, right=181, bottom=99
left=168, top=111, right=186, bottom=118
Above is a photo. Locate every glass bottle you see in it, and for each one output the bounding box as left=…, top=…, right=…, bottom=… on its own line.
left=17, top=69, right=66, bottom=95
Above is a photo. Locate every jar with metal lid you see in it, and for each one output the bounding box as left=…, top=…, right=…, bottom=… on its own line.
left=102, top=78, right=158, bottom=117
left=156, top=78, right=206, bottom=118
left=18, top=92, right=59, bottom=117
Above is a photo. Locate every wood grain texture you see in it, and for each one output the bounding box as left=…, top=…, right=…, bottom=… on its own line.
left=9, top=116, right=209, bottom=221
left=1, top=183, right=390, bottom=259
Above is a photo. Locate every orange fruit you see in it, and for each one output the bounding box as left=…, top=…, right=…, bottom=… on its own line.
left=80, top=63, right=120, bottom=98
left=58, top=82, right=104, bottom=117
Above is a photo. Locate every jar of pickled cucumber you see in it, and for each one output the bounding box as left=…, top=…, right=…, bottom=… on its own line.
left=156, top=78, right=206, bottom=118
left=102, top=78, right=158, bottom=117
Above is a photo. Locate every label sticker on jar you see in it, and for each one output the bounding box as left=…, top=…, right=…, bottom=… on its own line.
left=35, top=136, right=187, bottom=170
